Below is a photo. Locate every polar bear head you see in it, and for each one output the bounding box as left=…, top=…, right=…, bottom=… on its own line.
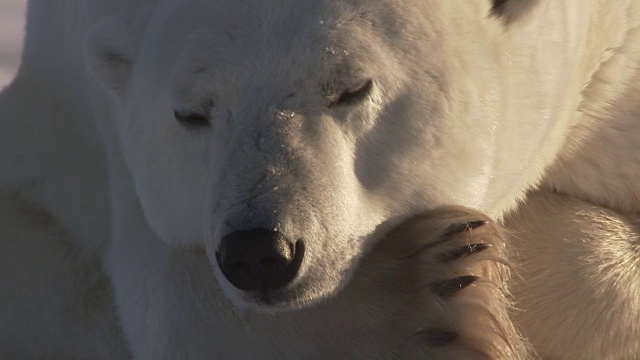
left=87, top=0, right=584, bottom=310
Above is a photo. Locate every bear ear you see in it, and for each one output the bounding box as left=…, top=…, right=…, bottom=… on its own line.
left=85, top=6, right=154, bottom=94
left=85, top=17, right=135, bottom=94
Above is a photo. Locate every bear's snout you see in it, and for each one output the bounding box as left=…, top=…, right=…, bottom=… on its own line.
left=216, top=229, right=305, bottom=293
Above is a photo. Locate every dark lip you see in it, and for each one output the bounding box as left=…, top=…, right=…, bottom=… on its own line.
left=249, top=286, right=304, bottom=307
left=226, top=274, right=310, bottom=309
left=216, top=288, right=310, bottom=314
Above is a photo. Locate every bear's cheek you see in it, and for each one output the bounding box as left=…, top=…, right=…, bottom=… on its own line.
left=118, top=106, right=212, bottom=247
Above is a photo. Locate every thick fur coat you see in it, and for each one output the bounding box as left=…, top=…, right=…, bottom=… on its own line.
left=1, top=0, right=639, bottom=358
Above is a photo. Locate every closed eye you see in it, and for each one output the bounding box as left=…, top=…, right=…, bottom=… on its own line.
left=174, top=110, right=211, bottom=129
left=329, top=79, right=373, bottom=108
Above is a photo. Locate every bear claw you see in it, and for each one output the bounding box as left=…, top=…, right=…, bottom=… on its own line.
left=442, top=220, right=488, bottom=239
left=433, top=275, right=479, bottom=297
left=438, top=243, right=490, bottom=262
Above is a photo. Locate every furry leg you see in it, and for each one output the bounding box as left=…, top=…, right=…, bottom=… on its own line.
left=505, top=190, right=640, bottom=359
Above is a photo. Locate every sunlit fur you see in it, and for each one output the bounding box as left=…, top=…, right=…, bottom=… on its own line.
left=506, top=191, right=640, bottom=359
left=1, top=0, right=639, bottom=358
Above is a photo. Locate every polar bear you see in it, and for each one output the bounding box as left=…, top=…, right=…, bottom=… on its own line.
left=1, top=0, right=640, bottom=358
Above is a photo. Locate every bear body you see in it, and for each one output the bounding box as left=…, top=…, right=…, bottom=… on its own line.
left=1, top=0, right=640, bottom=358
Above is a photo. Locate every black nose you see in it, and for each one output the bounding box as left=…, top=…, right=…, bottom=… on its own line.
left=216, top=229, right=305, bottom=291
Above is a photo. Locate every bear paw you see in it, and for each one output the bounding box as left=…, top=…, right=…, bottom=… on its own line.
left=354, top=207, right=531, bottom=359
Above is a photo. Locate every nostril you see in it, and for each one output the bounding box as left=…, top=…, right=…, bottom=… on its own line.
left=260, top=256, right=284, bottom=269
left=230, top=261, right=250, bottom=272
left=216, top=229, right=305, bottom=292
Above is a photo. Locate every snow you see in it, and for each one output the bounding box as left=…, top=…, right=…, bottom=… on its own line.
left=0, top=0, right=27, bottom=87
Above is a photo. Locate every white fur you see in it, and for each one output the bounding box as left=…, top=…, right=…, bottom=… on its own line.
left=1, top=0, right=639, bottom=358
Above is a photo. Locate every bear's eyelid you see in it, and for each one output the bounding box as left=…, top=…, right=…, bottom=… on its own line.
left=329, top=79, right=374, bottom=108
left=174, top=109, right=212, bottom=130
